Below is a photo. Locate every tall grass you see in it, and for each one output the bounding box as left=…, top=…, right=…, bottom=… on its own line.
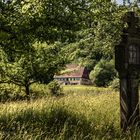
left=0, top=85, right=140, bottom=139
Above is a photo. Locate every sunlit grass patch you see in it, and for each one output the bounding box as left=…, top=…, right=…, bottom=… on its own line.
left=0, top=85, right=140, bottom=139
left=63, top=85, right=114, bottom=96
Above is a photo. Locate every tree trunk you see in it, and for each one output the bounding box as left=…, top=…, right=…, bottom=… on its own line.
left=25, top=84, right=30, bottom=96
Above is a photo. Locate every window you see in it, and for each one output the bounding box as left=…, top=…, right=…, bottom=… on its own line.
left=129, top=45, right=140, bottom=64
left=76, top=78, right=80, bottom=80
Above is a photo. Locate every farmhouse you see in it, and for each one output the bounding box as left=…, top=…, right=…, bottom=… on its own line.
left=54, top=64, right=91, bottom=85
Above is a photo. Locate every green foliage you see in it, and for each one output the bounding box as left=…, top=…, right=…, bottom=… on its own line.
left=33, top=42, right=66, bottom=83
left=48, top=80, right=63, bottom=96
left=0, top=42, right=65, bottom=96
left=1, top=0, right=140, bottom=100
left=90, top=59, right=117, bottom=87
left=0, top=83, right=50, bottom=102
left=0, top=0, right=89, bottom=48
left=109, top=77, right=120, bottom=91
left=0, top=0, right=86, bottom=97
left=0, top=83, right=26, bottom=102
left=65, top=1, right=125, bottom=69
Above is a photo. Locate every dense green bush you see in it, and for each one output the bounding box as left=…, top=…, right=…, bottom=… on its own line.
left=0, top=84, right=26, bottom=102
left=89, top=59, right=117, bottom=87
left=48, top=80, right=63, bottom=96
left=0, top=83, right=49, bottom=102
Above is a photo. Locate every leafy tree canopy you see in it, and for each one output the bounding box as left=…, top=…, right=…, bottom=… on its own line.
left=65, top=0, right=140, bottom=69
left=1, top=0, right=140, bottom=91
left=0, top=42, right=66, bottom=95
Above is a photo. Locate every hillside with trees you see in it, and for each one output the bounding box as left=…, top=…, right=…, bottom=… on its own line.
left=0, top=0, right=140, bottom=92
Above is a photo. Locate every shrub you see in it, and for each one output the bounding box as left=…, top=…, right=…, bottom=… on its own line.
left=109, top=78, right=120, bottom=91
left=48, top=80, right=63, bottom=96
left=0, top=83, right=49, bottom=102
left=0, top=83, right=26, bottom=102
left=89, top=59, right=117, bottom=87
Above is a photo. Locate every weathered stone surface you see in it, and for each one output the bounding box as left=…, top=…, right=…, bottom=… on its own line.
left=115, top=12, right=140, bottom=131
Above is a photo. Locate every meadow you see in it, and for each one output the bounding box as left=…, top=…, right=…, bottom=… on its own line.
left=0, top=85, right=140, bottom=140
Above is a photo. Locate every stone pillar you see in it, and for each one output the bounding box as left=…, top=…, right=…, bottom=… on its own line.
left=128, top=72, right=139, bottom=126
left=120, top=72, right=139, bottom=130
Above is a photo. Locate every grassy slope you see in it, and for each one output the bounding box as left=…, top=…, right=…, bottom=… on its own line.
left=0, top=85, right=140, bottom=140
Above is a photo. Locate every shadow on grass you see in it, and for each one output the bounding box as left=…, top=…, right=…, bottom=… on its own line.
left=0, top=106, right=138, bottom=140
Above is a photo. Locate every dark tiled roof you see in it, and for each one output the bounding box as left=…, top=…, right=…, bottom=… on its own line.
left=54, top=64, right=89, bottom=79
